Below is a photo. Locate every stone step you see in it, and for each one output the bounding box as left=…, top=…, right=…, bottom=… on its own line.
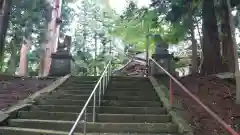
left=30, top=105, right=166, bottom=114
left=0, top=127, right=179, bottom=135
left=18, top=111, right=85, bottom=121
left=39, top=99, right=162, bottom=107
left=0, top=127, right=68, bottom=135
left=53, top=90, right=94, bottom=95
left=18, top=111, right=172, bottom=123
left=69, top=76, right=100, bottom=80
left=65, top=80, right=98, bottom=84
left=101, top=100, right=162, bottom=107
left=99, top=106, right=167, bottom=114
left=98, top=114, right=171, bottom=123
left=107, top=88, right=154, bottom=91
left=108, top=83, right=152, bottom=87
left=29, top=105, right=95, bottom=113
left=105, top=91, right=157, bottom=97
left=50, top=93, right=91, bottom=100
left=56, top=87, right=94, bottom=91
left=63, top=81, right=97, bottom=84
left=57, top=86, right=95, bottom=90
left=111, top=77, right=148, bottom=81
left=109, top=82, right=151, bottom=85
left=38, top=99, right=92, bottom=106
left=9, top=119, right=178, bottom=133
left=103, top=95, right=159, bottom=101
left=60, top=83, right=96, bottom=88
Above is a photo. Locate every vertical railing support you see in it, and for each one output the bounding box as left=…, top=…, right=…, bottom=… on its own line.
left=84, top=109, right=87, bottom=135
left=169, top=78, right=173, bottom=105
left=93, top=92, right=96, bottom=122
left=103, top=76, right=105, bottom=91
left=98, top=84, right=101, bottom=107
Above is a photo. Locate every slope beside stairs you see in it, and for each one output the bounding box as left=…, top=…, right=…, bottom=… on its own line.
left=0, top=76, right=186, bottom=135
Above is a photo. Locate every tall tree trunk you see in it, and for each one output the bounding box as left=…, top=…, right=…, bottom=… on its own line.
left=40, top=0, right=62, bottom=77
left=6, top=38, right=17, bottom=75
left=19, top=37, right=31, bottom=76
left=0, top=0, right=12, bottom=70
left=195, top=18, right=204, bottom=72
left=190, top=16, right=198, bottom=75
left=220, top=0, right=236, bottom=73
left=224, top=0, right=240, bottom=104
left=201, top=0, right=222, bottom=75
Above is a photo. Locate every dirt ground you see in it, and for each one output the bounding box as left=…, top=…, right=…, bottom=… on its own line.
left=172, top=75, right=240, bottom=135
left=0, top=75, right=56, bottom=111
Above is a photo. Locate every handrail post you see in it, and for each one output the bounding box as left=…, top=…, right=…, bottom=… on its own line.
left=93, top=92, right=96, bottom=122
left=103, top=75, right=105, bottom=92
left=84, top=109, right=87, bottom=135
left=98, top=82, right=101, bottom=107
left=169, top=78, right=173, bottom=105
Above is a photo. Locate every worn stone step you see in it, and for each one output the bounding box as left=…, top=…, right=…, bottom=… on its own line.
left=39, top=99, right=162, bottom=107
left=107, top=88, right=154, bottom=91
left=56, top=87, right=94, bottom=91
left=60, top=83, right=96, bottom=88
left=65, top=80, right=98, bottom=84
left=57, top=86, right=95, bottom=90
left=59, top=84, right=95, bottom=88
left=61, top=90, right=95, bottom=95
left=50, top=93, right=91, bottom=100
left=105, top=91, right=157, bottom=97
left=29, top=105, right=98, bottom=113
left=101, top=100, right=162, bottom=107
left=18, top=111, right=171, bottom=123
left=109, top=82, right=151, bottom=85
left=111, top=77, right=148, bottom=81
left=30, top=105, right=166, bottom=114
left=109, top=83, right=152, bottom=87
left=103, top=95, right=159, bottom=101
left=99, top=106, right=167, bottom=114
left=18, top=111, right=87, bottom=121
left=69, top=76, right=100, bottom=80
left=97, top=114, right=172, bottom=123
left=0, top=127, right=179, bottom=135
left=9, top=119, right=178, bottom=133
left=0, top=127, right=68, bottom=135
left=63, top=81, right=97, bottom=84
left=51, top=89, right=93, bottom=95
left=38, top=99, right=93, bottom=106
left=53, top=90, right=94, bottom=95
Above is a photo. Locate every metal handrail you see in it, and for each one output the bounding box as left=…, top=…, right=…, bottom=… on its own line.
left=68, top=60, right=112, bottom=135
left=149, top=57, right=239, bottom=135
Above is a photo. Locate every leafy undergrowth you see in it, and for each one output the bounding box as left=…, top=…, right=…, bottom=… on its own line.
left=0, top=75, right=56, bottom=111
left=170, top=75, right=240, bottom=135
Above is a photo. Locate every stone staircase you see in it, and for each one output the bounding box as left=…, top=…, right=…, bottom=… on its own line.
left=0, top=76, right=181, bottom=135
